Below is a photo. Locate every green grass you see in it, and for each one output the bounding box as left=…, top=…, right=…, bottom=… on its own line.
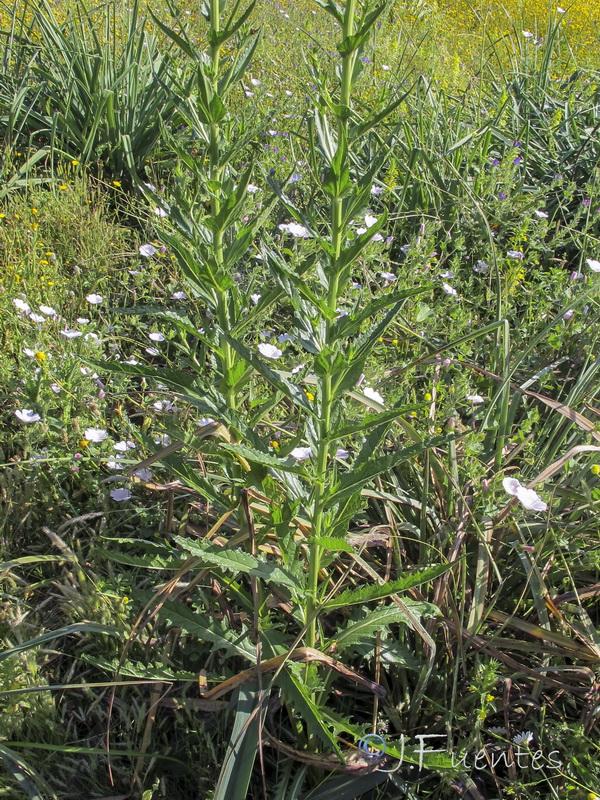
left=0, top=1, right=599, bottom=799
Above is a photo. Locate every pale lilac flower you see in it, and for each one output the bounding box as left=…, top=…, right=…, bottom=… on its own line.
left=363, top=386, right=385, bottom=406
left=148, top=332, right=165, bottom=342
left=380, top=271, right=396, bottom=281
left=371, top=185, right=383, bottom=195
left=106, top=459, right=124, bottom=470
left=372, top=233, right=384, bottom=242
left=533, top=210, right=548, bottom=218
left=171, top=291, right=186, bottom=299
left=466, top=394, right=485, bottom=404
left=522, top=30, right=534, bottom=38
left=139, top=244, right=156, bottom=257
left=153, top=400, right=174, bottom=412
left=84, top=333, right=99, bottom=342
left=563, top=309, right=574, bottom=320
left=39, top=305, right=57, bottom=316
left=124, top=358, right=139, bottom=365
left=114, top=440, right=136, bottom=452
left=258, top=343, right=282, bottom=359
left=502, top=477, right=547, bottom=512
left=15, top=409, right=41, bottom=423
left=277, top=333, right=294, bottom=343
left=154, top=207, right=168, bottom=218
left=279, top=222, right=310, bottom=238
left=85, top=427, right=109, bottom=443
left=61, top=328, right=83, bottom=338
left=50, top=383, right=62, bottom=394
left=364, top=214, right=377, bottom=228
left=335, top=448, right=350, bottom=460
left=250, top=294, right=261, bottom=304
left=291, top=364, right=305, bottom=374
left=198, top=417, right=215, bottom=427
left=442, top=283, right=458, bottom=296
left=110, top=488, right=132, bottom=501
left=29, top=313, right=45, bottom=323
left=289, top=446, right=313, bottom=461
left=146, top=347, right=160, bottom=356
left=13, top=298, right=31, bottom=314
left=86, top=293, right=103, bottom=304
left=247, top=184, right=261, bottom=193
left=144, top=182, right=156, bottom=191
left=134, top=467, right=153, bottom=481
left=507, top=250, right=524, bottom=260
left=250, top=78, right=261, bottom=86
left=570, top=271, right=583, bottom=280
left=586, top=258, right=600, bottom=272
left=77, top=317, right=90, bottom=324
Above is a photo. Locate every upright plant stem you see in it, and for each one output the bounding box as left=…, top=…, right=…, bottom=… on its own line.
left=306, top=0, right=356, bottom=652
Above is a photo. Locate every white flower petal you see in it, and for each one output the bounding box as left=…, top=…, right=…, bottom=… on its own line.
left=139, top=244, right=156, bottom=257
left=586, top=258, right=600, bottom=272
left=85, top=427, right=109, bottom=442
left=86, top=293, right=104, bottom=304
left=15, top=409, right=41, bottom=423
left=258, top=343, right=283, bottom=359
left=13, top=298, right=31, bottom=314
left=114, top=440, right=136, bottom=452
left=148, top=332, right=166, bottom=342
left=289, top=446, right=313, bottom=461
left=503, top=477, right=547, bottom=511
left=61, top=328, right=83, bottom=338
left=39, top=305, right=57, bottom=316
left=363, top=386, right=385, bottom=407
left=279, top=222, right=310, bottom=238
left=110, top=488, right=132, bottom=501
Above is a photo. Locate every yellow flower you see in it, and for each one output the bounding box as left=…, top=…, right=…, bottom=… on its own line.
left=270, top=440, right=279, bottom=449
left=34, top=351, right=46, bottom=363
left=486, top=694, right=495, bottom=702
left=392, top=339, right=398, bottom=345
left=424, top=392, right=432, bottom=402
left=71, top=159, right=79, bottom=166
left=112, top=180, right=121, bottom=187
left=79, top=439, right=90, bottom=448
left=40, top=259, right=49, bottom=265
left=591, top=464, right=600, bottom=475
left=30, top=222, right=38, bottom=231
left=305, top=391, right=314, bottom=402
left=59, top=184, right=67, bottom=190
left=0, top=213, right=5, bottom=218
left=31, top=208, right=38, bottom=215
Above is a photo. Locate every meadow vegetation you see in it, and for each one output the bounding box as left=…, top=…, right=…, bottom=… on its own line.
left=0, top=0, right=599, bottom=798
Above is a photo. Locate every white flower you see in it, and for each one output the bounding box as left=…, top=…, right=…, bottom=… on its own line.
left=250, top=293, right=262, bottom=304
left=466, top=394, right=485, bottom=404
left=335, top=448, right=350, bottom=460
left=61, top=328, right=83, bottom=338
left=474, top=260, right=489, bottom=273
left=124, top=358, right=139, bottom=365
left=144, top=182, right=156, bottom=192
left=442, top=283, right=458, bottom=296
left=146, top=347, right=160, bottom=356
left=106, top=460, right=124, bottom=470
left=15, top=409, right=41, bottom=423
left=285, top=90, right=293, bottom=96
left=356, top=227, right=367, bottom=235
left=556, top=5, right=565, bottom=11
left=289, top=446, right=313, bottom=461
left=586, top=258, right=600, bottom=272
left=85, top=427, right=109, bottom=443
left=29, top=313, right=45, bottom=323
left=380, top=271, right=396, bottom=281
left=110, top=488, right=132, bottom=501
left=382, top=64, right=391, bottom=71
left=77, top=317, right=90, bottom=324
left=533, top=210, right=548, bottom=218
left=139, top=244, right=156, bottom=257
left=522, top=30, right=534, bottom=38
left=171, top=291, right=186, bottom=299
left=154, top=434, right=170, bottom=446
left=244, top=90, right=255, bottom=98
left=507, top=250, right=524, bottom=259
left=148, top=332, right=165, bottom=342
left=13, top=298, right=31, bottom=314
left=39, top=305, right=57, bottom=316
left=364, top=214, right=377, bottom=228
left=247, top=184, right=261, bottom=193
left=371, top=185, right=383, bottom=195
left=50, top=383, right=62, bottom=394
left=512, top=731, right=534, bottom=746
left=153, top=400, right=174, bottom=412
left=502, top=477, right=547, bottom=512
left=154, top=207, right=168, bottom=217
left=86, top=293, right=103, bottom=304
left=277, top=333, right=294, bottom=343
left=372, top=233, right=384, bottom=242
left=114, top=440, right=136, bottom=452
left=440, top=270, right=455, bottom=279
left=363, top=386, right=385, bottom=406
left=198, top=417, right=215, bottom=427
left=291, top=364, right=305, bottom=374
left=279, top=222, right=310, bottom=238
left=134, top=467, right=153, bottom=481
left=84, top=333, right=99, bottom=342
left=250, top=78, right=261, bottom=86
left=23, top=348, right=36, bottom=358
left=258, top=343, right=283, bottom=359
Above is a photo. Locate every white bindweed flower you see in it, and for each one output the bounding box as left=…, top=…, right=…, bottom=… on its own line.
left=363, top=386, right=385, bottom=406
left=442, top=283, right=458, bottom=296
left=250, top=293, right=261, bottom=304
left=13, top=298, right=31, bottom=314
left=171, top=291, right=186, bottom=300
left=279, top=222, right=310, bottom=238
left=250, top=78, right=261, bottom=86
left=61, top=328, right=82, bottom=338
left=154, top=207, right=168, bottom=217
left=39, top=305, right=57, bottom=316
left=507, top=250, right=524, bottom=260
left=77, top=317, right=90, bottom=324
left=522, top=30, right=534, bottom=37
left=502, top=477, right=547, bottom=512
left=371, top=185, right=383, bottom=195
left=382, top=64, right=391, bottom=71
left=335, top=448, right=350, bottom=460
left=466, top=394, right=485, bottom=404
left=29, top=313, right=45, bottom=323
left=474, top=260, right=489, bottom=273
left=380, top=271, right=396, bottom=281
left=139, top=244, right=156, bottom=257
left=50, top=383, right=62, bottom=394
left=198, top=417, right=215, bottom=427
left=86, top=293, right=103, bottom=304
left=85, top=427, right=109, bottom=443
left=134, top=467, right=153, bottom=481
left=289, top=446, right=313, bottom=461
left=534, top=210, right=548, bottom=218
left=110, top=488, right=132, bottom=502
left=291, top=364, right=305, bottom=374
left=124, top=358, right=139, bottom=365
left=148, top=332, right=166, bottom=342
left=247, top=184, right=261, bottom=193
left=146, top=347, right=160, bottom=356
left=364, top=214, right=377, bottom=228
left=15, top=409, right=41, bottom=423
left=258, top=343, right=282, bottom=359
left=586, top=258, right=600, bottom=272
left=106, top=460, right=124, bottom=470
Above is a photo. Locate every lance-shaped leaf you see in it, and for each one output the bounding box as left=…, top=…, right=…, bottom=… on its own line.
left=323, top=562, right=457, bottom=608
left=337, top=4, right=386, bottom=55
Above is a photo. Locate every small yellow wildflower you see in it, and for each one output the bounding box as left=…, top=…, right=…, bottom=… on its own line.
left=30, top=222, right=38, bottom=231
left=591, top=464, right=600, bottom=475
left=486, top=694, right=495, bottom=702
left=424, top=392, right=432, bottom=402
left=31, top=208, right=38, bottom=215
left=270, top=440, right=279, bottom=448
left=392, top=339, right=398, bottom=345
left=79, top=439, right=90, bottom=448
left=34, top=351, right=46, bottom=363
left=59, top=185, right=68, bottom=191
left=305, top=391, right=315, bottom=402
left=40, top=260, right=49, bottom=265
left=112, top=180, right=121, bottom=187
left=71, top=159, right=79, bottom=166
